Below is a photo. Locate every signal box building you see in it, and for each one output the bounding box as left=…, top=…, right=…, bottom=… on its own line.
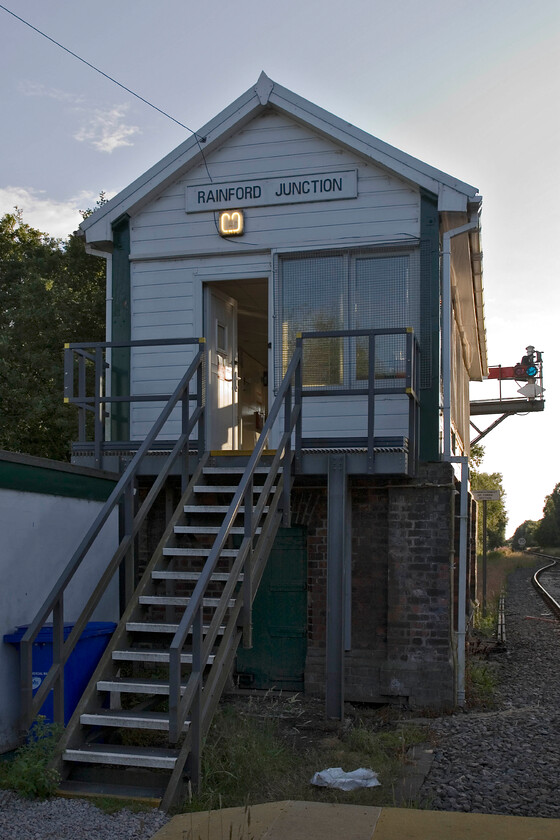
left=25, top=73, right=486, bottom=805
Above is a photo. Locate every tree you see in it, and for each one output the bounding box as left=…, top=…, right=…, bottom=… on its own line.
left=470, top=448, right=507, bottom=551
left=535, top=483, right=560, bottom=548
left=511, top=520, right=539, bottom=550
left=0, top=210, right=105, bottom=461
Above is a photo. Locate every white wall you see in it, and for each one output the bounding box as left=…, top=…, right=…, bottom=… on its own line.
left=124, top=110, right=421, bottom=443
left=0, top=488, right=118, bottom=752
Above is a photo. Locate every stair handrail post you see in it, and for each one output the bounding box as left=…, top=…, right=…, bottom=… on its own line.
left=20, top=344, right=204, bottom=731
left=181, top=378, right=190, bottom=493
left=169, top=644, right=182, bottom=744
left=294, top=337, right=303, bottom=472
left=367, top=332, right=376, bottom=474
left=196, top=338, right=206, bottom=461
left=52, top=595, right=64, bottom=725
left=94, top=345, right=104, bottom=470
left=189, top=606, right=203, bottom=787
left=282, top=378, right=292, bottom=527
left=242, top=474, right=254, bottom=649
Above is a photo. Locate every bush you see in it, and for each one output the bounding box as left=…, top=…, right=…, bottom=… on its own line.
left=0, top=716, right=62, bottom=798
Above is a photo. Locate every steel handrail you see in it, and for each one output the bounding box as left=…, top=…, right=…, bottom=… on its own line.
left=20, top=342, right=206, bottom=729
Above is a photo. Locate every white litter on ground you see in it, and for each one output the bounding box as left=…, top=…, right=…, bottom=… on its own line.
left=310, top=767, right=381, bottom=791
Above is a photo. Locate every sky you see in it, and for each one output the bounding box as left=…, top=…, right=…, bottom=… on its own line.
left=1, top=0, right=558, bottom=536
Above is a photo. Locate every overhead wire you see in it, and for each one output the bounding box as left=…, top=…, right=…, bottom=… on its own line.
left=0, top=3, right=269, bottom=243
left=0, top=3, right=206, bottom=141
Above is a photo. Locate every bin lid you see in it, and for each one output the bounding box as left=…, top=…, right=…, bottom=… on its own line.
left=3, top=621, right=116, bottom=645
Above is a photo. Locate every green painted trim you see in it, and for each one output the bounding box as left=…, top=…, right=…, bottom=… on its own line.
left=419, top=190, right=441, bottom=462
left=111, top=215, right=131, bottom=440
left=0, top=452, right=118, bottom=501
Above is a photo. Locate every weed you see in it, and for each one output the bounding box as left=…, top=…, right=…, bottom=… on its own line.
left=0, top=716, right=62, bottom=798
left=466, top=661, right=497, bottom=709
left=184, top=704, right=297, bottom=812
left=182, top=698, right=431, bottom=813
left=474, top=594, right=499, bottom=638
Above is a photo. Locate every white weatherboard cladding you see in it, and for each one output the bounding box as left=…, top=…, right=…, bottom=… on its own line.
left=130, top=111, right=420, bottom=259
left=127, top=110, right=420, bottom=442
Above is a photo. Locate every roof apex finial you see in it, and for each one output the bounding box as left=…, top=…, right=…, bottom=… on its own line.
left=255, top=71, right=274, bottom=105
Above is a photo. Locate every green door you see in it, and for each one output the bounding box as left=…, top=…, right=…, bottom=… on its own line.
left=236, top=526, right=307, bottom=691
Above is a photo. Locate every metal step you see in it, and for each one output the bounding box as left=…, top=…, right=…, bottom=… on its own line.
left=203, top=466, right=278, bottom=475
left=184, top=504, right=269, bottom=513
left=63, top=744, right=178, bottom=770
left=151, top=571, right=242, bottom=583
left=125, top=621, right=226, bottom=634
left=80, top=710, right=189, bottom=731
left=97, top=678, right=183, bottom=695
left=162, top=547, right=238, bottom=558
left=139, top=595, right=235, bottom=608
left=111, top=649, right=216, bottom=664
left=193, top=485, right=276, bottom=494
left=57, top=779, right=164, bottom=804
left=174, top=525, right=261, bottom=535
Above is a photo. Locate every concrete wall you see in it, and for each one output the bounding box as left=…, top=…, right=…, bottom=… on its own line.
left=0, top=457, right=119, bottom=752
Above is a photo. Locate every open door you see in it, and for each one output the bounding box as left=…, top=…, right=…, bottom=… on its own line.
left=206, top=287, right=238, bottom=450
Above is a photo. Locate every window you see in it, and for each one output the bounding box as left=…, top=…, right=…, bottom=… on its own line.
left=280, top=253, right=345, bottom=387
left=277, top=247, right=420, bottom=389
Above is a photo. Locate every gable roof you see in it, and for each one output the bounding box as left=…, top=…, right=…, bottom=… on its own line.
left=80, top=72, right=481, bottom=249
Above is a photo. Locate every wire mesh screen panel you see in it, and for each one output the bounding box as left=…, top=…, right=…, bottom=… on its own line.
left=279, top=253, right=345, bottom=387
left=353, top=253, right=419, bottom=388
left=277, top=247, right=422, bottom=390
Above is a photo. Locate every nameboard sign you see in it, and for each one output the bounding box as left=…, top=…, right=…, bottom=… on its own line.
left=472, top=490, right=501, bottom=501
left=186, top=169, right=358, bottom=213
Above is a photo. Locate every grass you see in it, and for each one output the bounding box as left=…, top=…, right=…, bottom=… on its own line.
left=477, top=549, right=546, bottom=607
left=0, top=716, right=62, bottom=798
left=183, top=696, right=430, bottom=813
left=465, top=661, right=498, bottom=709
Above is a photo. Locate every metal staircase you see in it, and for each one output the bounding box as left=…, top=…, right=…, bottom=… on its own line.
left=54, top=454, right=287, bottom=808
left=19, top=326, right=420, bottom=810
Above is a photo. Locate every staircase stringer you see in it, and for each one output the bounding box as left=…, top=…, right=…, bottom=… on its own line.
left=160, top=471, right=287, bottom=811
left=52, top=453, right=210, bottom=774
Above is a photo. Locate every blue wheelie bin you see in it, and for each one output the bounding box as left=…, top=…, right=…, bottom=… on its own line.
left=4, top=621, right=116, bottom=725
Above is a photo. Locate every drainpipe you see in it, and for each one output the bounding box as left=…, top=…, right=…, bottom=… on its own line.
left=441, top=212, right=479, bottom=706
left=104, top=255, right=113, bottom=440
left=449, top=455, right=469, bottom=705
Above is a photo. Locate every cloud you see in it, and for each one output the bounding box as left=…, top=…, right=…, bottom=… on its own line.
left=74, top=105, right=140, bottom=153
left=0, top=186, right=114, bottom=239
left=18, top=81, right=85, bottom=105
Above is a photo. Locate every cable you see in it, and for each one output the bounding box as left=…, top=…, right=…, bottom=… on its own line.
left=0, top=3, right=206, bottom=142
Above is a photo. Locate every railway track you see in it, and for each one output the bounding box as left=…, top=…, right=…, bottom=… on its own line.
left=527, top=551, right=560, bottom=620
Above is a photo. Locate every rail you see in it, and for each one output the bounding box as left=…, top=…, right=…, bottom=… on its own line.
left=20, top=339, right=206, bottom=730
left=64, top=337, right=202, bottom=469
left=295, top=327, right=420, bottom=473
left=528, top=552, right=560, bottom=620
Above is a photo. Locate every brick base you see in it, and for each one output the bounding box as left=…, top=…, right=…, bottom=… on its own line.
left=298, top=462, right=460, bottom=710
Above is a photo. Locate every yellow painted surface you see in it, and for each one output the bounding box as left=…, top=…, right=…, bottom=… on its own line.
left=152, top=804, right=560, bottom=840
left=152, top=800, right=381, bottom=840
left=374, top=808, right=560, bottom=840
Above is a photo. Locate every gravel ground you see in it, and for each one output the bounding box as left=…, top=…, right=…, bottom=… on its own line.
left=419, top=561, right=560, bottom=818
left=0, top=790, right=170, bottom=840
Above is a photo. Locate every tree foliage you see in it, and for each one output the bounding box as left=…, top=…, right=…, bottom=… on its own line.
left=0, top=209, right=105, bottom=460
left=535, top=483, right=560, bottom=548
left=470, top=449, right=507, bottom=551
left=511, top=519, right=540, bottom=550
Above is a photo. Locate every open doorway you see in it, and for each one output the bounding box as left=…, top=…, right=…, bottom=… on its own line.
left=205, top=278, right=268, bottom=451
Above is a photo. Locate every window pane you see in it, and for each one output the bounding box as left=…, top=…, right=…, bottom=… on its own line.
left=280, top=255, right=345, bottom=386
left=354, top=255, right=417, bottom=384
